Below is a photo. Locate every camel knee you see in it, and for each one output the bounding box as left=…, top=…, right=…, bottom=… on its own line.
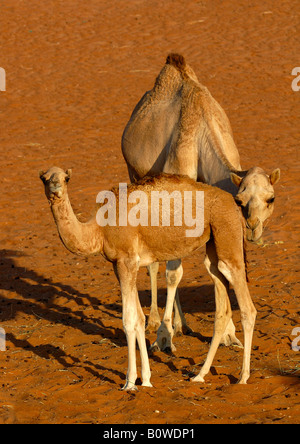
left=123, top=310, right=145, bottom=334
left=217, top=260, right=245, bottom=284
left=218, top=260, right=256, bottom=333
left=214, top=303, right=231, bottom=328
left=240, top=306, right=257, bottom=331
left=166, top=270, right=181, bottom=287
left=204, top=254, right=218, bottom=279
left=217, top=260, right=232, bottom=281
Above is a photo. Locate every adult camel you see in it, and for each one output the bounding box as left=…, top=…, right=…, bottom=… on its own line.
left=121, top=54, right=280, bottom=348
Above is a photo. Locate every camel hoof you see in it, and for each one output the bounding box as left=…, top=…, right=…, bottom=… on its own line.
left=174, top=324, right=193, bottom=337
left=121, top=382, right=138, bottom=391
left=142, top=381, right=153, bottom=388
left=191, top=374, right=205, bottom=383
left=149, top=342, right=160, bottom=353
left=237, top=374, right=249, bottom=384
left=150, top=338, right=176, bottom=353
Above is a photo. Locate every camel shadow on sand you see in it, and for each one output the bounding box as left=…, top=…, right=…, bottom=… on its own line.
left=0, top=249, right=239, bottom=385
left=0, top=249, right=126, bottom=383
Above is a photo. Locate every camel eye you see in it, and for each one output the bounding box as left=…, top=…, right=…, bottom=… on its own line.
left=266, top=197, right=275, bottom=205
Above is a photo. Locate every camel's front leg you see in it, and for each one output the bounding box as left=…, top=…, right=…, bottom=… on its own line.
left=151, top=260, right=183, bottom=353
left=114, top=259, right=152, bottom=390
left=146, top=262, right=161, bottom=333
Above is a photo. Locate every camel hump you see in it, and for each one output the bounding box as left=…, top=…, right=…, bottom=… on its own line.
left=166, top=53, right=189, bottom=78
left=166, top=53, right=186, bottom=70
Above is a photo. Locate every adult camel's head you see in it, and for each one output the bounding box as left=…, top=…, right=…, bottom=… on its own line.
left=231, top=167, right=280, bottom=243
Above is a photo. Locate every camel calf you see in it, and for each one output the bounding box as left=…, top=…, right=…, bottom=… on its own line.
left=40, top=168, right=256, bottom=390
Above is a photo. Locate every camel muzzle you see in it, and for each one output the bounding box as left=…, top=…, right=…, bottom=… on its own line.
left=48, top=183, right=63, bottom=198
left=246, top=220, right=263, bottom=245
left=246, top=218, right=260, bottom=231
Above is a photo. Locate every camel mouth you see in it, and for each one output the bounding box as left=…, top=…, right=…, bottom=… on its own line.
left=246, top=228, right=263, bottom=243
left=249, top=238, right=263, bottom=246
left=245, top=219, right=263, bottom=245
left=247, top=234, right=264, bottom=246
left=48, top=184, right=63, bottom=200
left=50, top=190, right=62, bottom=198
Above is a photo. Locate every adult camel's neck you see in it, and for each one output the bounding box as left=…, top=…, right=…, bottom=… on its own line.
left=50, top=193, right=103, bottom=257
left=199, top=136, right=244, bottom=196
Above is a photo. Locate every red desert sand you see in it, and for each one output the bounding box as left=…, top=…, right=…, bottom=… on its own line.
left=0, top=0, right=299, bottom=424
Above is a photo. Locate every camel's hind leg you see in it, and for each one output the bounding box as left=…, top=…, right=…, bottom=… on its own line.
left=203, top=240, right=242, bottom=348
left=173, top=287, right=193, bottom=336
left=151, top=260, right=183, bottom=352
left=147, top=260, right=191, bottom=337
left=218, top=260, right=256, bottom=384
left=168, top=259, right=192, bottom=337
left=192, top=240, right=233, bottom=383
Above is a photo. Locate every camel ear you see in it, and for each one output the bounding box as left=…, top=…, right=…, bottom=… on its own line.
left=269, top=168, right=280, bottom=185
left=39, top=170, right=46, bottom=183
left=65, top=169, right=72, bottom=182
left=230, top=172, right=243, bottom=188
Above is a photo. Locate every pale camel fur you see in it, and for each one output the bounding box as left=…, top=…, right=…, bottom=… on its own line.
left=40, top=167, right=256, bottom=390
left=122, top=53, right=280, bottom=341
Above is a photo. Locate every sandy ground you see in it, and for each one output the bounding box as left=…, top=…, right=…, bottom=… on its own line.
left=0, top=0, right=299, bottom=424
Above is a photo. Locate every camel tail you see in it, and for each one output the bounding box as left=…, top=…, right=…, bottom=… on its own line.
left=166, top=53, right=189, bottom=79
